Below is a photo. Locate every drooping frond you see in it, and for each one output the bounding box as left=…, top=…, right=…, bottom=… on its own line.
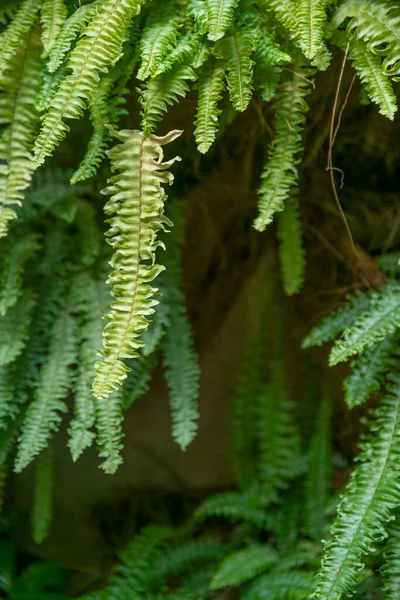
left=15, top=311, right=77, bottom=472
left=382, top=517, right=400, bottom=600
left=0, top=293, right=35, bottom=365
left=0, top=0, right=42, bottom=78
left=253, top=28, right=290, bottom=102
left=302, top=289, right=372, bottom=349
left=344, top=333, right=397, bottom=408
left=47, top=1, right=99, bottom=72
left=31, top=446, right=53, bottom=544
left=277, top=192, right=305, bottom=296
left=40, top=0, right=67, bottom=55
left=195, top=491, right=272, bottom=529
left=0, top=233, right=40, bottom=315
left=0, top=27, right=42, bottom=237
left=329, top=283, right=400, bottom=365
left=141, top=294, right=170, bottom=355
left=262, top=0, right=298, bottom=34
left=312, top=374, right=400, bottom=600
left=92, top=129, right=181, bottom=401
left=194, top=60, right=225, bottom=153
left=214, top=30, right=256, bottom=112
left=242, top=571, right=315, bottom=600
left=139, top=64, right=196, bottom=134
left=210, top=544, right=277, bottom=590
left=95, top=387, right=124, bottom=474
left=206, top=0, right=239, bottom=41
left=295, top=0, right=329, bottom=61
left=33, top=0, right=143, bottom=167
left=254, top=70, right=311, bottom=231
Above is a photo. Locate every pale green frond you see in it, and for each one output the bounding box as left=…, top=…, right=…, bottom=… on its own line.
left=206, top=0, right=239, bottom=41
left=0, top=0, right=42, bottom=78
left=0, top=293, right=35, bottom=366
left=295, top=0, right=329, bottom=60
left=210, top=544, right=278, bottom=590
left=92, top=129, right=182, bottom=401
left=277, top=192, right=305, bottom=296
left=344, top=334, right=397, bottom=408
left=302, top=289, right=372, bottom=349
left=15, top=311, right=77, bottom=472
left=47, top=1, right=100, bottom=72
left=329, top=283, right=400, bottom=365
left=214, top=30, right=256, bottom=112
left=0, top=233, right=40, bottom=315
left=0, top=27, right=42, bottom=237
left=194, top=60, right=225, bottom=153
left=40, top=0, right=67, bottom=55
left=33, top=0, right=143, bottom=167
left=313, top=374, right=400, bottom=600
left=31, top=446, right=53, bottom=545
left=254, top=70, right=311, bottom=231
left=242, top=571, right=315, bottom=600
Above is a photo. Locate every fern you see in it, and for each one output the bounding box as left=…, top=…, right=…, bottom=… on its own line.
left=194, top=60, right=225, bottom=153
left=92, top=129, right=181, bottom=400
left=254, top=70, right=311, bottom=231
left=295, top=0, right=329, bottom=61
left=40, top=0, right=67, bottom=55
left=242, top=571, right=315, bottom=600
left=382, top=517, right=400, bottom=600
left=210, top=544, right=277, bottom=589
left=313, top=374, right=400, bottom=600
left=122, top=353, right=157, bottom=409
left=35, top=65, right=67, bottom=113
left=95, top=386, right=125, bottom=474
left=0, top=293, right=35, bottom=366
left=206, top=0, right=239, bottom=41
left=195, top=491, right=272, bottom=529
left=277, top=192, right=305, bottom=296
left=0, top=233, right=40, bottom=315
left=152, top=538, right=224, bottom=581
left=33, top=0, right=143, bottom=167
left=31, top=447, right=53, bottom=545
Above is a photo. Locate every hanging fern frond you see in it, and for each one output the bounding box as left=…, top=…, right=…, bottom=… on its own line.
left=31, top=446, right=53, bottom=545
left=0, top=293, right=35, bottom=366
left=121, top=353, right=157, bottom=409
left=0, top=233, right=40, bottom=315
left=0, top=27, right=42, bottom=237
left=210, top=544, right=278, bottom=590
left=0, top=0, right=42, bottom=78
left=214, top=30, right=256, bottom=112
left=95, top=386, right=124, bottom=474
left=295, top=0, right=329, bottom=61
left=262, top=0, right=298, bottom=34
left=313, top=374, right=400, bottom=600
left=329, top=283, right=400, bottom=365
left=40, top=0, right=67, bottom=55
left=33, top=0, right=143, bottom=167
left=277, top=192, right=305, bottom=296
left=206, top=0, right=239, bottom=41
left=254, top=70, right=311, bottom=231
left=92, top=128, right=181, bottom=401
left=194, top=60, right=225, bottom=153
left=253, top=29, right=290, bottom=102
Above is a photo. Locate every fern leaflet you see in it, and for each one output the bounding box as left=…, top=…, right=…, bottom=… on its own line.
left=40, top=0, right=67, bottom=55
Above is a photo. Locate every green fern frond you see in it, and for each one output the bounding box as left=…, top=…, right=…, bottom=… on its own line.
left=382, top=517, right=400, bottom=600
left=195, top=491, right=272, bottom=529
left=295, top=0, right=329, bottom=60
left=35, top=65, right=67, bottom=113
left=122, top=353, right=157, bottom=409
left=141, top=295, right=169, bottom=355
left=194, top=60, right=225, bottom=153
left=15, top=311, right=77, bottom=472
left=31, top=447, right=53, bottom=545
left=47, top=1, right=100, bottom=72
left=214, top=30, right=256, bottom=112
left=377, top=251, right=400, bottom=278
left=140, top=64, right=196, bottom=134
left=277, top=192, right=305, bottom=296
left=0, top=366, right=17, bottom=428
left=92, top=129, right=181, bottom=401
left=262, top=0, right=298, bottom=33
left=40, top=0, right=67, bottom=55
left=33, top=0, right=143, bottom=167
left=313, top=374, right=400, bottom=600
left=254, top=70, right=311, bottom=231
left=0, top=293, right=35, bottom=366
left=329, top=283, right=400, bottom=365
left=95, top=386, right=124, bottom=474
left=302, top=290, right=372, bottom=349
left=206, top=0, right=239, bottom=41
left=0, top=233, right=40, bottom=315
left=210, top=544, right=277, bottom=590
left=242, top=571, right=315, bottom=600
left=0, top=0, right=42, bottom=79
left=253, top=29, right=290, bottom=102
left=153, top=538, right=223, bottom=581
left=0, top=27, right=42, bottom=237
left=344, top=333, right=397, bottom=408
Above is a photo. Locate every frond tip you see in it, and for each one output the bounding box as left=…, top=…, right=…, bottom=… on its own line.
left=92, top=128, right=182, bottom=401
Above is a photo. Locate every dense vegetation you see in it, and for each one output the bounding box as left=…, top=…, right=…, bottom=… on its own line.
left=0, top=0, right=400, bottom=598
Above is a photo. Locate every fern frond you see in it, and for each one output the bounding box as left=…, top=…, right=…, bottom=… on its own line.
left=277, top=192, right=305, bottom=296
left=47, top=1, right=99, bottom=72
left=377, top=251, right=400, bottom=278
left=122, top=353, right=157, bottom=409
left=302, top=289, right=372, bottom=349
left=253, top=29, right=290, bottom=102
left=262, top=0, right=298, bottom=33
left=313, top=374, right=400, bottom=600
left=195, top=491, right=272, bottom=529
left=329, top=283, right=400, bottom=365
left=0, top=233, right=40, bottom=315
left=35, top=65, right=67, bottom=113
left=0, top=293, right=35, bottom=366
left=194, top=60, right=225, bottom=153
left=0, top=27, right=42, bottom=237
left=254, top=70, right=311, bottom=231
left=92, top=129, right=181, bottom=401
left=206, top=0, right=239, bottom=41
left=0, top=0, right=42, bottom=78
left=15, top=311, right=77, bottom=472
left=214, top=30, right=256, bottom=112
left=141, top=295, right=169, bottom=355
left=295, top=0, right=329, bottom=60
left=33, top=0, right=143, bottom=167
left=382, top=517, right=400, bottom=600
left=344, top=333, right=397, bottom=408
left=242, top=571, right=315, bottom=600
left=95, top=386, right=124, bottom=474
left=153, top=538, right=223, bottom=581
left=210, top=544, right=277, bottom=590
left=140, top=65, right=196, bottom=134
left=31, top=447, right=53, bottom=544
left=40, top=0, right=67, bottom=55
